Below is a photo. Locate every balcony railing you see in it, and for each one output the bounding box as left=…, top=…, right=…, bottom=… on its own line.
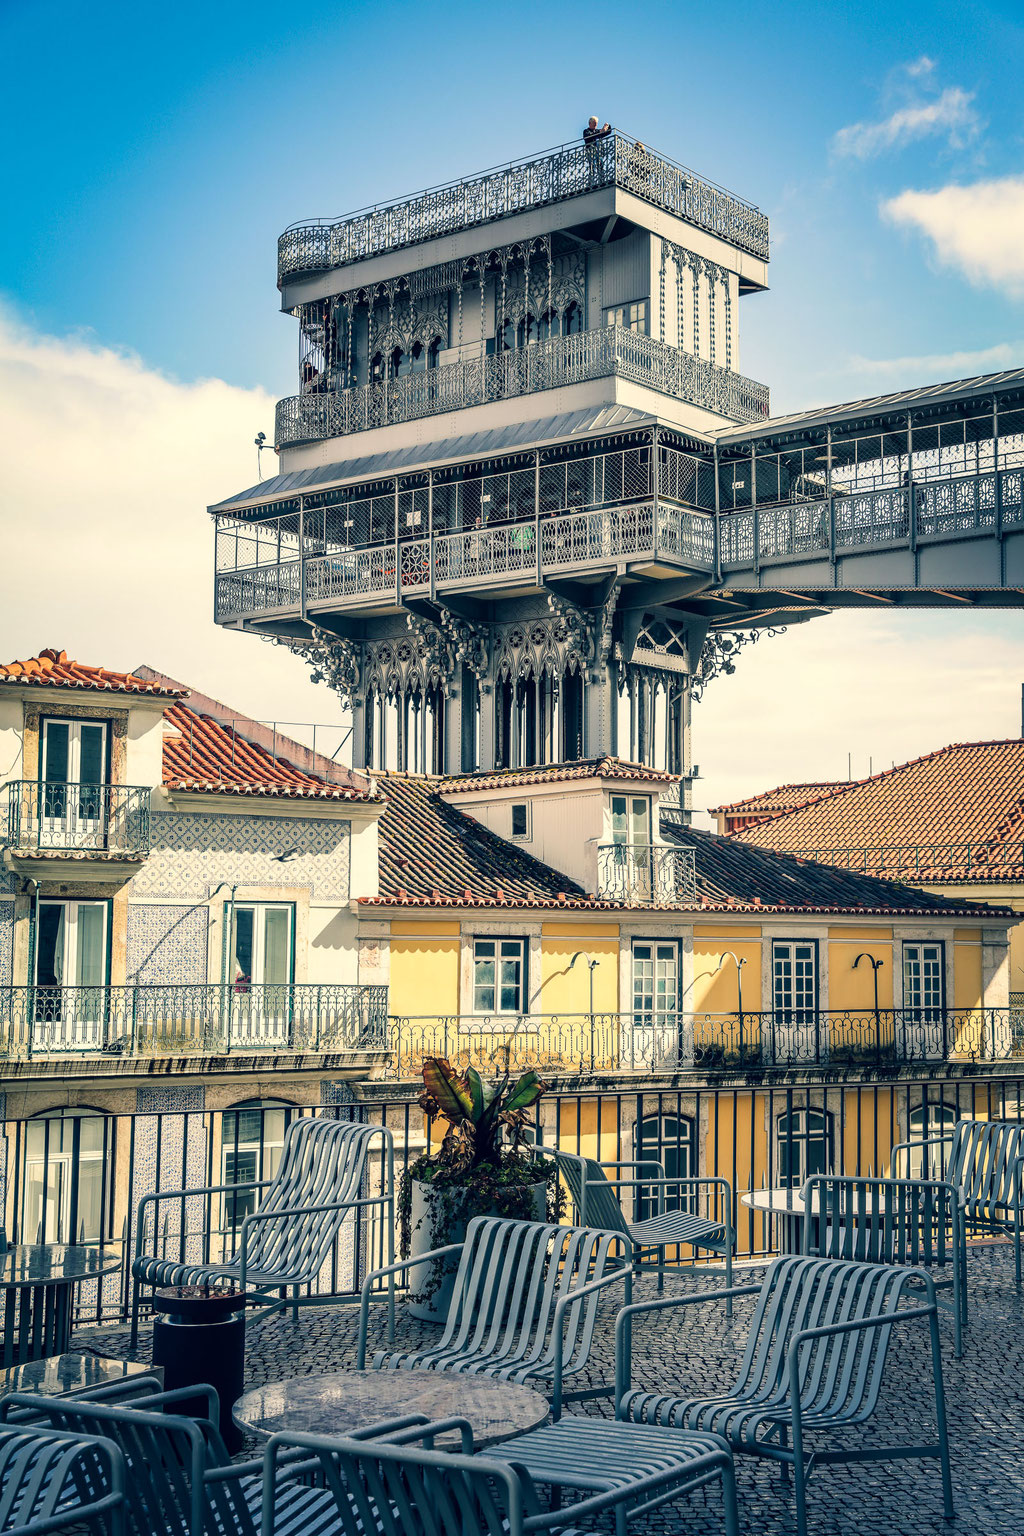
left=277, top=132, right=770, bottom=285
left=275, top=327, right=770, bottom=447
left=391, top=1007, right=1023, bottom=1077
left=718, top=467, right=1024, bottom=569
left=2, top=781, right=151, bottom=857
left=215, top=499, right=715, bottom=620
left=782, top=841, right=1024, bottom=879
left=597, top=843, right=697, bottom=906
left=0, top=983, right=390, bottom=1057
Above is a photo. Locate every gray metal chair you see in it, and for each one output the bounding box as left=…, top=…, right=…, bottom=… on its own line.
left=357, top=1215, right=631, bottom=1418
left=531, top=1140, right=734, bottom=1302
left=130, top=1117, right=394, bottom=1345
left=0, top=1425, right=125, bottom=1536
left=801, top=1174, right=967, bottom=1355
left=892, top=1116, right=1024, bottom=1285
left=615, top=1254, right=954, bottom=1536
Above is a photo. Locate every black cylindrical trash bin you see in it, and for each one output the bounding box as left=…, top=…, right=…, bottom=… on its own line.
left=152, top=1285, right=248, bottom=1453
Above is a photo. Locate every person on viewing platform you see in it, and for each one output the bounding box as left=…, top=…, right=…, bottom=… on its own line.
left=584, top=116, right=611, bottom=145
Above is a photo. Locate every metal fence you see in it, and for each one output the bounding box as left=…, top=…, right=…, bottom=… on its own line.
left=596, top=843, right=697, bottom=905
left=2, top=781, right=151, bottom=856
left=0, top=983, right=390, bottom=1057
left=277, top=132, right=770, bottom=283
left=7, top=1068, right=1024, bottom=1331
left=783, top=841, right=1024, bottom=879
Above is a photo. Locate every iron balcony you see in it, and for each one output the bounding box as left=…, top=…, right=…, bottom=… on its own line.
left=597, top=843, right=697, bottom=906
left=1, top=982, right=390, bottom=1057
left=275, top=327, right=771, bottom=448
left=2, top=781, right=152, bottom=859
left=277, top=132, right=770, bottom=286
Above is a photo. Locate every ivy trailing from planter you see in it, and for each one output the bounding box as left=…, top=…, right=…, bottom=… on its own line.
left=398, top=1057, right=565, bottom=1306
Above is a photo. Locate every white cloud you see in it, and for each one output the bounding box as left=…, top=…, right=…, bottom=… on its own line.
left=905, top=55, right=936, bottom=79
left=832, top=85, right=979, bottom=160
left=0, top=310, right=331, bottom=729
left=845, top=341, right=1022, bottom=383
left=882, top=176, right=1024, bottom=292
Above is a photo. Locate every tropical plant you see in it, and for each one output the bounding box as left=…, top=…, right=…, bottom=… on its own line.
left=417, top=1058, right=545, bottom=1169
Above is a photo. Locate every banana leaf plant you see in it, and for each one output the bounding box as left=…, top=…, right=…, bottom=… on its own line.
left=418, top=1057, right=544, bottom=1169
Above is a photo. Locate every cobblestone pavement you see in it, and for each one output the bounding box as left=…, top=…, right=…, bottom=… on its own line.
left=76, top=1244, right=1024, bottom=1536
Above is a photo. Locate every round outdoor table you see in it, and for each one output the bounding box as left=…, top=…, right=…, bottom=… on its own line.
left=0, top=1245, right=121, bottom=1368
left=234, top=1370, right=550, bottom=1450
left=742, top=1188, right=815, bottom=1255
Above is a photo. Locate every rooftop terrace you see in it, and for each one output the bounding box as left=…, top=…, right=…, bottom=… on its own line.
left=277, top=133, right=771, bottom=285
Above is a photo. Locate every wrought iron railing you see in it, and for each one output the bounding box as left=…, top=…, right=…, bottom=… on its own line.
left=781, top=841, right=1024, bottom=878
left=391, top=1007, right=1021, bottom=1077
left=2, top=781, right=151, bottom=856
left=277, top=132, right=770, bottom=284
left=215, top=500, right=716, bottom=619
left=597, top=843, right=697, bottom=905
left=276, top=327, right=769, bottom=446
left=718, top=467, right=1024, bottom=569
left=0, top=983, right=390, bottom=1057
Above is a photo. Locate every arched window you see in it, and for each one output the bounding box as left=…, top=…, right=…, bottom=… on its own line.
left=220, top=1099, right=294, bottom=1242
left=517, top=314, right=538, bottom=349
left=370, top=353, right=385, bottom=384
left=776, top=1107, right=834, bottom=1188
left=21, top=1107, right=114, bottom=1245
left=563, top=302, right=583, bottom=335
left=539, top=308, right=561, bottom=342
left=410, top=342, right=426, bottom=374
left=496, top=317, right=515, bottom=354
left=427, top=337, right=442, bottom=369
left=905, top=1101, right=961, bottom=1179
left=392, top=346, right=409, bottom=378
left=634, top=1114, right=695, bottom=1220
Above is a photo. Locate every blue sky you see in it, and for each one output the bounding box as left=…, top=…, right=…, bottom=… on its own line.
left=2, top=0, right=1024, bottom=811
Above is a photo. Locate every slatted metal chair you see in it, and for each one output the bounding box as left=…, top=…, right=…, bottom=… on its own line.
left=801, top=1174, right=968, bottom=1355
left=261, top=1424, right=695, bottom=1536
left=531, top=1141, right=734, bottom=1302
left=615, top=1255, right=954, bottom=1536
left=0, top=1425, right=126, bottom=1536
left=892, top=1116, right=1024, bottom=1285
left=130, top=1117, right=395, bottom=1345
left=357, top=1216, right=631, bottom=1418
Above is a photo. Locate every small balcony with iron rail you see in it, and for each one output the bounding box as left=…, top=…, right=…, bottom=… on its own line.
left=596, top=842, right=697, bottom=906
left=1, top=780, right=152, bottom=875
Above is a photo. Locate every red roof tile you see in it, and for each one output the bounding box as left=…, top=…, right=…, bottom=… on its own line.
left=709, top=782, right=841, bottom=817
left=162, top=703, right=379, bottom=801
left=439, top=757, right=679, bottom=794
left=0, top=649, right=184, bottom=698
left=731, top=741, right=1024, bottom=881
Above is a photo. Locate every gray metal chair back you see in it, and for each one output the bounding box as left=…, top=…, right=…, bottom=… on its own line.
left=946, top=1119, right=1024, bottom=1220
left=543, top=1147, right=631, bottom=1235
left=0, top=1426, right=125, bottom=1536
left=802, top=1175, right=960, bottom=1266
left=261, top=1430, right=542, bottom=1536
left=0, top=1393, right=251, bottom=1536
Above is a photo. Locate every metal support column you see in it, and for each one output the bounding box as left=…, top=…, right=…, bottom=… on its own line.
left=428, top=471, right=435, bottom=600
left=751, top=443, right=759, bottom=577
left=299, top=499, right=307, bottom=620
left=393, top=478, right=401, bottom=605
left=712, top=440, right=722, bottom=583
left=534, top=450, right=542, bottom=585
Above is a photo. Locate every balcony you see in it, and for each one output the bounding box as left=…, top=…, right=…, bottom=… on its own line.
left=275, top=327, right=770, bottom=447
left=597, top=843, right=697, bottom=905
left=392, top=1006, right=1022, bottom=1078
left=277, top=132, right=770, bottom=285
left=0, top=982, right=390, bottom=1058
left=215, top=499, right=716, bottom=621
left=2, top=780, right=151, bottom=861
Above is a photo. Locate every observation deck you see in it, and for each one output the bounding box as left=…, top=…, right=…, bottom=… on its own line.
left=278, top=133, right=770, bottom=287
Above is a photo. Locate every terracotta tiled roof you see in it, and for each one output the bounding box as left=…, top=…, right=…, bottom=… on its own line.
left=666, top=825, right=1015, bottom=918
left=366, top=774, right=611, bottom=906
left=162, top=703, right=379, bottom=801
left=438, top=758, right=679, bottom=794
left=0, top=649, right=185, bottom=698
left=730, top=741, right=1024, bottom=881
left=709, top=782, right=841, bottom=817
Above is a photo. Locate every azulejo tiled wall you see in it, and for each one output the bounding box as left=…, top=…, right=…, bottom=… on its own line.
left=0, top=901, right=13, bottom=989
left=131, top=812, right=351, bottom=902
left=126, top=904, right=208, bottom=985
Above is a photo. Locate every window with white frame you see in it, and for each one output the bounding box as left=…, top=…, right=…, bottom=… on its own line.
left=905, top=1101, right=960, bottom=1179
left=634, top=1113, right=694, bottom=1220
left=510, top=803, right=531, bottom=840
left=21, top=1108, right=113, bottom=1246
left=772, top=941, right=818, bottom=1023
left=604, top=300, right=650, bottom=334
left=776, top=1107, right=834, bottom=1187
left=632, top=941, right=679, bottom=1027
left=903, top=942, right=945, bottom=1019
left=473, top=938, right=527, bottom=1014
left=228, top=903, right=294, bottom=989
left=220, top=1099, right=293, bottom=1242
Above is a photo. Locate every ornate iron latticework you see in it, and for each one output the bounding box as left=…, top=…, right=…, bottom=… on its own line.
left=691, top=626, right=787, bottom=702
left=277, top=628, right=362, bottom=707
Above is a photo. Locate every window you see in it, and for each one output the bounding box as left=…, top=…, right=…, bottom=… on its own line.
left=473, top=938, right=527, bottom=1014
left=611, top=795, right=651, bottom=847
left=903, top=942, right=945, bottom=1018
left=563, top=302, right=583, bottom=335
left=604, top=300, right=650, bottom=334
left=772, top=941, right=817, bottom=1023
left=634, top=1114, right=695, bottom=1220
left=776, top=1107, right=834, bottom=1188
left=21, top=1109, right=113, bottom=1245
left=40, top=718, right=108, bottom=847
left=510, top=803, right=530, bottom=839
left=34, top=899, right=110, bottom=1037
left=220, top=1099, right=292, bottom=1239
left=632, top=941, right=679, bottom=1028
left=228, top=903, right=294, bottom=989
left=905, top=1101, right=960, bottom=1178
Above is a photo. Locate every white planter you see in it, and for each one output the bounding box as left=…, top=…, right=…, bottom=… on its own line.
left=406, top=1177, right=547, bottom=1323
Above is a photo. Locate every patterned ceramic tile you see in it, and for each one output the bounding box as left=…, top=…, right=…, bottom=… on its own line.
left=126, top=904, right=208, bottom=984
left=131, top=812, right=350, bottom=901
left=0, top=901, right=12, bottom=989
